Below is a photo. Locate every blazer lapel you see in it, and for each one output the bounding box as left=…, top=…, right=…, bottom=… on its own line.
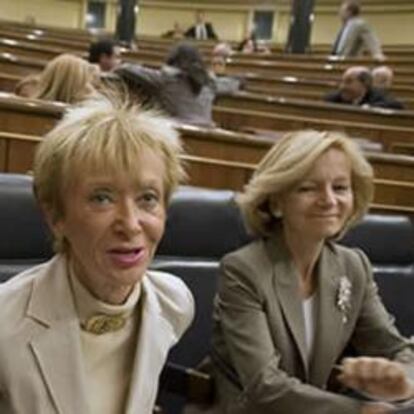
left=310, top=245, right=346, bottom=387
left=126, top=276, right=176, bottom=414
left=27, top=256, right=89, bottom=414
left=266, top=235, right=309, bottom=377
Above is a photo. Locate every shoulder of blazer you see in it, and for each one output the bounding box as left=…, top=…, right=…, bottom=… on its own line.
left=0, top=260, right=54, bottom=328
left=220, top=238, right=276, bottom=294
left=145, top=270, right=195, bottom=339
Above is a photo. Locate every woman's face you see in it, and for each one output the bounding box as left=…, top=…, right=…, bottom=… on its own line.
left=51, top=150, right=167, bottom=304
left=276, top=148, right=354, bottom=244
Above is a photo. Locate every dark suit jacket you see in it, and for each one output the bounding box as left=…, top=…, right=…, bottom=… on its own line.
left=211, top=234, right=414, bottom=414
left=325, top=88, right=405, bottom=110
left=185, top=22, right=218, bottom=40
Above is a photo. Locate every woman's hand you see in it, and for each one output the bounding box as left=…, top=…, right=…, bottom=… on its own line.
left=360, top=402, right=394, bottom=414
left=338, top=357, right=414, bottom=401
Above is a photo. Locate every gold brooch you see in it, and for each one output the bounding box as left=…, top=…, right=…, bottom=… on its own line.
left=82, top=314, right=127, bottom=335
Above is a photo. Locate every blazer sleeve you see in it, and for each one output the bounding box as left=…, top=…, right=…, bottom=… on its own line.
left=349, top=249, right=414, bottom=374
left=216, top=255, right=362, bottom=414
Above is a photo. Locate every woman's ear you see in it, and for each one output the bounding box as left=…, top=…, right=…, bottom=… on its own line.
left=40, top=204, right=64, bottom=237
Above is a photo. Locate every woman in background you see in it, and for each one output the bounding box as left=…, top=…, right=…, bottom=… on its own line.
left=34, top=53, right=98, bottom=104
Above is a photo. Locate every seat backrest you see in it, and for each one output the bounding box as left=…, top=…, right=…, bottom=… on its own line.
left=0, top=174, right=53, bottom=281
left=157, top=186, right=251, bottom=260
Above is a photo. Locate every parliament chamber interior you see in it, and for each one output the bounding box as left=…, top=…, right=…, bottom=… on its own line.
left=0, top=0, right=414, bottom=413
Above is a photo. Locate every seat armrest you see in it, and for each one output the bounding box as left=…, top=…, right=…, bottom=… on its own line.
left=160, top=362, right=215, bottom=404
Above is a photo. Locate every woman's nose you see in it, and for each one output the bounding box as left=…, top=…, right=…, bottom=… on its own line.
left=319, top=187, right=337, bottom=206
left=115, top=199, right=143, bottom=235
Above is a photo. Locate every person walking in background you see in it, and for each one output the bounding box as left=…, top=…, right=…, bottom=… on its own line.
left=332, top=1, right=384, bottom=60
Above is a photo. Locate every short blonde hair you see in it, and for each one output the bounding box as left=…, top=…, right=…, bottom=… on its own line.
left=238, top=130, right=374, bottom=238
left=33, top=98, right=186, bottom=250
left=34, top=53, right=96, bottom=104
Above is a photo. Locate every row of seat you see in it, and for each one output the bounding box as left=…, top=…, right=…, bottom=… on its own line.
left=1, top=173, right=414, bottom=413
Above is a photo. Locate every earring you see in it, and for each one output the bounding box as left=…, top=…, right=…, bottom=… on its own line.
left=272, top=209, right=283, bottom=219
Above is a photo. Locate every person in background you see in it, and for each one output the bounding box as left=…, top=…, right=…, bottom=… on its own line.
left=0, top=98, right=194, bottom=414
left=325, top=66, right=404, bottom=110
left=89, top=39, right=121, bottom=72
left=33, top=54, right=98, bottom=104
left=115, top=43, right=239, bottom=127
left=211, top=130, right=414, bottom=414
left=162, top=22, right=185, bottom=40
left=372, top=66, right=394, bottom=90
left=211, top=43, right=233, bottom=75
left=331, top=1, right=384, bottom=60
left=14, top=74, right=40, bottom=98
left=185, top=10, right=218, bottom=41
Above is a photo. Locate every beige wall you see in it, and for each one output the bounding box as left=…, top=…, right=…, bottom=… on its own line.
left=0, top=0, right=85, bottom=28
left=312, top=4, right=414, bottom=46
left=135, top=5, right=253, bottom=41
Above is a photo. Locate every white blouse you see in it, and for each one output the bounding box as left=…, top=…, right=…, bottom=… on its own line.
left=302, top=294, right=317, bottom=362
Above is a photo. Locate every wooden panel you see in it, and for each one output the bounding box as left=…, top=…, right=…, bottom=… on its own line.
left=7, top=139, right=39, bottom=173
left=0, top=138, right=7, bottom=172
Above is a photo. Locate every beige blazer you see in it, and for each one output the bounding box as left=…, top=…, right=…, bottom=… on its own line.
left=0, top=255, right=194, bottom=414
left=335, top=17, right=383, bottom=59
left=211, top=234, right=414, bottom=414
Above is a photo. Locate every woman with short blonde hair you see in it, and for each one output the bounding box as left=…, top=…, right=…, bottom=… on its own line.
left=0, top=99, right=193, bottom=414
left=238, top=130, right=373, bottom=238
left=212, top=130, right=414, bottom=414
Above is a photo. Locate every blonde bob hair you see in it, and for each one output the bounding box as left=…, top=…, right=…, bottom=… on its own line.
left=33, top=98, right=186, bottom=251
left=238, top=130, right=374, bottom=238
left=34, top=53, right=96, bottom=104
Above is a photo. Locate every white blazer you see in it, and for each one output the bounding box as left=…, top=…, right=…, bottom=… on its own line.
left=0, top=255, right=194, bottom=414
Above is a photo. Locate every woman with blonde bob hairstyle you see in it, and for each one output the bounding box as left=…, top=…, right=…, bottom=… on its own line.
left=0, top=99, right=194, bottom=414
left=211, top=130, right=414, bottom=414
left=34, top=53, right=98, bottom=104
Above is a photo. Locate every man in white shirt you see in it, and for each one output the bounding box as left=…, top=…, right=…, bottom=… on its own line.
left=185, top=10, right=218, bottom=41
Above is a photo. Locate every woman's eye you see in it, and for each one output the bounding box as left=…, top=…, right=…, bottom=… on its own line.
left=297, top=186, right=315, bottom=193
left=90, top=192, right=113, bottom=204
left=334, top=184, right=350, bottom=192
left=138, top=192, right=160, bottom=209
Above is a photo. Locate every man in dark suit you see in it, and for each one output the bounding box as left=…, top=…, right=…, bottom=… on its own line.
left=332, top=1, right=384, bottom=59
left=325, top=66, right=405, bottom=110
left=185, top=10, right=218, bottom=41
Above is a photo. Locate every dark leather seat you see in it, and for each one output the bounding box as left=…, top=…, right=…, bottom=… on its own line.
left=0, top=174, right=53, bottom=282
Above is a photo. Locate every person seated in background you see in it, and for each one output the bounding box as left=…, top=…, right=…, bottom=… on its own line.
left=88, top=39, right=121, bottom=72
left=162, top=22, right=185, bottom=40
left=372, top=65, right=394, bottom=90
left=211, top=130, right=414, bottom=414
left=325, top=66, right=404, bottom=110
left=115, top=43, right=239, bottom=127
left=14, top=74, right=40, bottom=98
left=185, top=10, right=218, bottom=41
left=332, top=0, right=384, bottom=60
left=38, top=54, right=99, bottom=104
left=210, top=42, right=233, bottom=75
left=0, top=98, right=194, bottom=413
left=236, top=30, right=270, bottom=54
left=33, top=54, right=98, bottom=104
